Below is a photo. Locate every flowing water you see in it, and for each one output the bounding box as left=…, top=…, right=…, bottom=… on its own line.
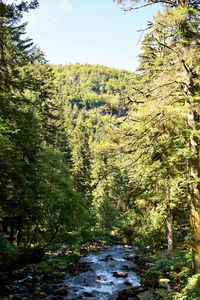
left=0, top=245, right=140, bottom=300
left=65, top=245, right=140, bottom=299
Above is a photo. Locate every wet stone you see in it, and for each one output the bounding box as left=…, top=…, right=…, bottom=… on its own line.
left=37, top=291, right=47, bottom=298
left=121, top=265, right=129, bottom=271
left=124, top=254, right=137, bottom=261
left=54, top=287, right=68, bottom=296
left=83, top=291, right=93, bottom=297
left=51, top=271, right=65, bottom=279
left=0, top=272, right=11, bottom=286
left=3, top=284, right=17, bottom=293
left=51, top=296, right=64, bottom=300
left=124, top=281, right=132, bottom=286
left=12, top=270, right=27, bottom=281
left=113, top=271, right=128, bottom=278
left=116, top=287, right=142, bottom=300
left=25, top=264, right=36, bottom=273
left=34, top=286, right=50, bottom=297
left=104, top=255, right=113, bottom=261
left=52, top=278, right=63, bottom=284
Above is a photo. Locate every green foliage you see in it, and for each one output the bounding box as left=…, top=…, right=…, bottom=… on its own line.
left=36, top=256, right=74, bottom=272
left=0, top=1, right=93, bottom=251
left=0, top=234, right=17, bottom=256
left=146, top=250, right=192, bottom=288
left=99, top=198, right=119, bottom=231
left=0, top=234, right=18, bottom=270
left=174, top=274, right=200, bottom=300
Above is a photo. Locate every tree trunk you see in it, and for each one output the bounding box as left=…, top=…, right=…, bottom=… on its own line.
left=188, top=110, right=200, bottom=272
left=182, top=38, right=200, bottom=271
left=9, top=225, right=15, bottom=244
left=2, top=218, right=8, bottom=233
left=165, top=179, right=173, bottom=252
left=17, top=228, right=22, bottom=246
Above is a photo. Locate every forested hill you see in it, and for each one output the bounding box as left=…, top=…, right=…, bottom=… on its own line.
left=51, top=63, right=136, bottom=231
left=53, top=64, right=133, bottom=115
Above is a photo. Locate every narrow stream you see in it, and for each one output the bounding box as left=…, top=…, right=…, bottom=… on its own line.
left=65, top=245, right=140, bottom=299
left=0, top=245, right=140, bottom=300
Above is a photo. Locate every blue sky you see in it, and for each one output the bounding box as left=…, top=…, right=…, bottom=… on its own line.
left=23, top=0, right=160, bottom=71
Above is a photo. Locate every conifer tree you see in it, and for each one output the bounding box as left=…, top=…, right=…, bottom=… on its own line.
left=115, top=0, right=199, bottom=270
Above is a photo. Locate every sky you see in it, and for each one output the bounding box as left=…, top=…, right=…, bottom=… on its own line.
left=23, top=0, right=160, bottom=72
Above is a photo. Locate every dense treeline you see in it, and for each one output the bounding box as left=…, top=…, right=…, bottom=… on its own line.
left=0, top=0, right=134, bottom=255
left=113, top=0, right=200, bottom=271
left=52, top=64, right=136, bottom=236
left=0, top=0, right=199, bottom=297
left=0, top=1, right=92, bottom=254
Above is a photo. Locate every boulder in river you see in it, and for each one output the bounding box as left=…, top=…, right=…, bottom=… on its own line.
left=51, top=271, right=65, bottom=279
left=116, top=286, right=142, bottom=299
left=124, top=253, right=139, bottom=262
left=52, top=296, right=65, bottom=300
left=113, top=271, right=128, bottom=278
left=54, top=286, right=68, bottom=296
left=83, top=291, right=94, bottom=297
left=34, top=287, right=48, bottom=298
left=101, top=254, right=114, bottom=261
left=0, top=272, right=11, bottom=286
left=3, top=284, right=17, bottom=293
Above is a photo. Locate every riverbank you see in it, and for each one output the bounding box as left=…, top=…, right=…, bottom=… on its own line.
left=0, top=244, right=140, bottom=299
left=0, top=244, right=198, bottom=299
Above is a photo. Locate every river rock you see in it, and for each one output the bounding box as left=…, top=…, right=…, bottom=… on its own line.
left=54, top=287, right=68, bottom=296
left=116, top=287, right=145, bottom=300
left=83, top=291, right=93, bottom=297
left=141, top=274, right=159, bottom=289
left=12, top=269, right=27, bottom=280
left=104, top=255, right=113, bottom=261
left=3, top=284, right=17, bottom=293
left=67, top=262, right=90, bottom=275
left=158, top=277, right=170, bottom=288
left=34, top=287, right=46, bottom=297
left=51, top=271, right=65, bottom=279
left=52, top=278, right=63, bottom=284
left=124, top=280, right=132, bottom=286
left=39, top=283, right=53, bottom=293
left=124, top=253, right=139, bottom=262
left=121, top=265, right=129, bottom=271
left=25, top=264, right=36, bottom=273
left=37, top=291, right=47, bottom=298
left=51, top=296, right=64, bottom=300
left=0, top=272, right=11, bottom=286
left=113, top=271, right=128, bottom=278
left=137, top=289, right=163, bottom=300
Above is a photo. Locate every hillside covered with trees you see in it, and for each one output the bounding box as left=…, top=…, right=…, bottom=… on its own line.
left=0, top=0, right=199, bottom=299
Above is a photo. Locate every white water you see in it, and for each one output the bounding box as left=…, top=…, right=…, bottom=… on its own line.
left=65, top=245, right=140, bottom=300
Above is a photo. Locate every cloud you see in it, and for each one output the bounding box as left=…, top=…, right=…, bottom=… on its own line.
left=22, top=0, right=73, bottom=38
left=59, top=0, right=72, bottom=11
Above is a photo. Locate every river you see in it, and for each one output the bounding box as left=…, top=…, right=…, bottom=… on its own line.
left=0, top=245, right=141, bottom=300
left=65, top=245, right=140, bottom=299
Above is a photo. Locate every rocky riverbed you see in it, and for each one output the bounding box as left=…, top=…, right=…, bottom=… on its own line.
left=0, top=245, right=169, bottom=300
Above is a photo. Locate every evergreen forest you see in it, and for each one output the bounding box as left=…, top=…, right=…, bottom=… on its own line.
left=0, top=0, right=199, bottom=299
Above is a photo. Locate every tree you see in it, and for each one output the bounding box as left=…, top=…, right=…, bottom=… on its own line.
left=0, top=1, right=83, bottom=248
left=114, top=1, right=199, bottom=270
left=0, top=0, right=40, bottom=243
left=114, top=0, right=199, bottom=10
